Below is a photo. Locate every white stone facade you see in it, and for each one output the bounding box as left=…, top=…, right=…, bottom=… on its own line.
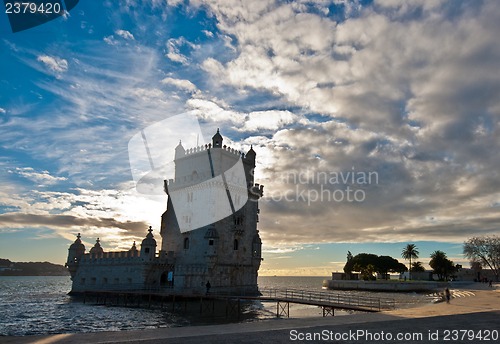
left=66, top=130, right=263, bottom=295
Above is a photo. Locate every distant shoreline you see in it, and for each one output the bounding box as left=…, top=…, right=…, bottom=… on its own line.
left=0, top=258, right=69, bottom=276
left=0, top=272, right=69, bottom=276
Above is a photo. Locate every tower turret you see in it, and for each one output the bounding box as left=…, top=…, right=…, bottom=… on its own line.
left=66, top=233, right=85, bottom=278
left=212, top=128, right=223, bottom=148
left=89, top=238, right=104, bottom=257
left=246, top=145, right=256, bottom=166
left=174, top=140, right=185, bottom=160
left=129, top=241, right=138, bottom=257
left=67, top=233, right=85, bottom=263
left=141, top=226, right=157, bottom=260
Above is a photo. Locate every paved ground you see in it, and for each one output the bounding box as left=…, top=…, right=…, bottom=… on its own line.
left=3, top=283, right=499, bottom=344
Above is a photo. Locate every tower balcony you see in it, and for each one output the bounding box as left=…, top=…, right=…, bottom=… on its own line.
left=248, top=183, right=264, bottom=197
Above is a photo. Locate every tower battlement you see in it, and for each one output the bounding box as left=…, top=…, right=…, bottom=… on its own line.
left=180, top=143, right=251, bottom=158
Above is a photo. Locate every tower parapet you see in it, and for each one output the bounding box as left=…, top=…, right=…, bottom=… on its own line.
left=65, top=227, right=169, bottom=293
left=177, top=142, right=251, bottom=159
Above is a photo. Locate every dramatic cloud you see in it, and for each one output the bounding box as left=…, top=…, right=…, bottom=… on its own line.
left=1, top=41, right=186, bottom=187
left=202, top=30, right=214, bottom=38
left=115, top=29, right=135, bottom=40
left=103, top=36, right=119, bottom=45
left=36, top=55, right=68, bottom=73
left=165, top=37, right=199, bottom=64
left=161, top=77, right=197, bottom=92
left=12, top=167, right=67, bottom=186
left=0, top=182, right=165, bottom=250
left=189, top=0, right=500, bottom=246
left=186, top=98, right=246, bottom=125
left=104, top=30, right=135, bottom=45
left=0, top=213, right=147, bottom=233
left=242, top=110, right=301, bottom=132
left=198, top=0, right=500, bottom=136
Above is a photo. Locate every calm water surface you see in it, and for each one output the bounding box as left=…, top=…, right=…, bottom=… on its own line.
left=0, top=276, right=432, bottom=336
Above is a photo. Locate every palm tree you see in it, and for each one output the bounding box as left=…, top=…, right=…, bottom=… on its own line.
left=411, top=261, right=426, bottom=273
left=402, top=244, right=419, bottom=280
left=430, top=250, right=455, bottom=281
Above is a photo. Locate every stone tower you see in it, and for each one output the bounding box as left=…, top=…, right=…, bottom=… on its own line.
left=161, top=130, right=263, bottom=295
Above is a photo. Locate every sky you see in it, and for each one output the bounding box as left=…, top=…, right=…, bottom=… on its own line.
left=0, top=0, right=499, bottom=276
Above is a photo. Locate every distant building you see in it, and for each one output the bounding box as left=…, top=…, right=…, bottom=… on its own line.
left=399, top=271, right=433, bottom=281
left=66, top=130, right=263, bottom=295
left=453, top=267, right=496, bottom=282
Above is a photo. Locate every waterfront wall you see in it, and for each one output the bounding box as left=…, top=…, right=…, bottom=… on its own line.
left=323, top=279, right=446, bottom=292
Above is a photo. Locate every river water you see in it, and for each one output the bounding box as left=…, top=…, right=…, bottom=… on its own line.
left=0, top=276, right=433, bottom=336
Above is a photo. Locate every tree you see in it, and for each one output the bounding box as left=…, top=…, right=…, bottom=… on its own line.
left=470, top=260, right=482, bottom=271
left=344, top=253, right=379, bottom=275
left=354, top=263, right=376, bottom=281
left=376, top=255, right=407, bottom=279
left=429, top=250, right=456, bottom=281
left=411, top=261, right=426, bottom=273
left=344, top=251, right=354, bottom=274
left=343, top=253, right=407, bottom=280
left=463, top=236, right=500, bottom=281
left=401, top=244, right=419, bottom=280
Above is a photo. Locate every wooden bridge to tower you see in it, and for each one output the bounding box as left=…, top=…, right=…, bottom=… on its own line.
left=240, top=288, right=396, bottom=317
left=77, top=287, right=396, bottom=319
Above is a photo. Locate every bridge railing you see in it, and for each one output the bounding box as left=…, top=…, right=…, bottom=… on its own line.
left=75, top=286, right=396, bottom=311
left=258, top=288, right=395, bottom=311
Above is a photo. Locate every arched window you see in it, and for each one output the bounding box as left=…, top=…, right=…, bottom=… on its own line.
left=183, top=237, right=189, bottom=249
left=233, top=239, right=239, bottom=250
